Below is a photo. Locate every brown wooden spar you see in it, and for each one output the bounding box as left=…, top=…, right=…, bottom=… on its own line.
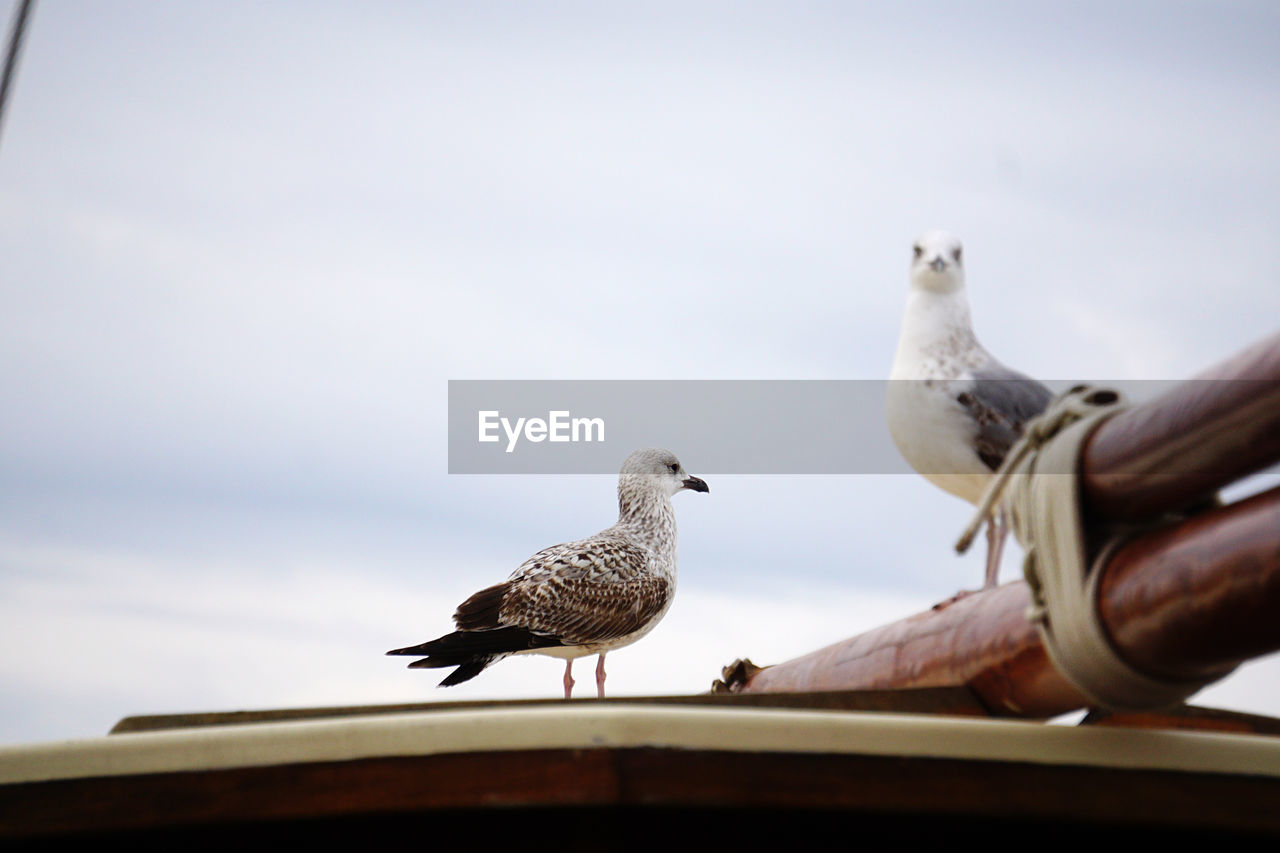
left=727, top=483, right=1280, bottom=716
left=1082, top=329, right=1280, bottom=522
left=727, top=331, right=1280, bottom=717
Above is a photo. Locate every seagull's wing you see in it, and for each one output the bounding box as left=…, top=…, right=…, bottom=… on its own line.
left=497, top=537, right=672, bottom=646
left=958, top=364, right=1053, bottom=470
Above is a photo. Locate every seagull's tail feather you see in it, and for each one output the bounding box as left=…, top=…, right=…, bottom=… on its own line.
left=437, top=658, right=490, bottom=687
left=386, top=639, right=450, bottom=661
left=386, top=626, right=566, bottom=688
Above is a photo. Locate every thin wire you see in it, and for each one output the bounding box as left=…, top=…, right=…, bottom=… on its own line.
left=0, top=0, right=36, bottom=151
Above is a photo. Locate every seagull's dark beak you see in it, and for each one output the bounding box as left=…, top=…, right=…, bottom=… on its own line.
left=682, top=476, right=710, bottom=493
left=929, top=256, right=947, bottom=272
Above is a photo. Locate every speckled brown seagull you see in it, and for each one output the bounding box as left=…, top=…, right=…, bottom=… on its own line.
left=387, top=448, right=708, bottom=698
left=886, top=230, right=1052, bottom=595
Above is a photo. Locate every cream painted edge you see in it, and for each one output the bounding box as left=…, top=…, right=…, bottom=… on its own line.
left=2, top=704, right=1279, bottom=785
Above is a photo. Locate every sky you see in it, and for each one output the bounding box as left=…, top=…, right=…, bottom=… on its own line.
left=1, top=1, right=1279, bottom=746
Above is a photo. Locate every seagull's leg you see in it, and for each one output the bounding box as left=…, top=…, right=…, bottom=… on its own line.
left=595, top=653, right=607, bottom=699
left=984, top=508, right=1009, bottom=589
left=563, top=659, right=575, bottom=699
left=936, top=509, right=1008, bottom=610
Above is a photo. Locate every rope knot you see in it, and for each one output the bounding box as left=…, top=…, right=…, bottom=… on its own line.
left=959, top=384, right=1230, bottom=710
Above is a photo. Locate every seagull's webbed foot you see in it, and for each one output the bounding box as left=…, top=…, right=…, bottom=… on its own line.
left=932, top=588, right=978, bottom=610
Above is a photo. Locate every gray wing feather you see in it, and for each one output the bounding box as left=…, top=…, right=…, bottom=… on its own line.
left=959, top=364, right=1053, bottom=470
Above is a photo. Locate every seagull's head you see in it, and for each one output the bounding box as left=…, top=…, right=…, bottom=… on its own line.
left=909, top=230, right=966, bottom=294
left=619, top=448, right=709, bottom=498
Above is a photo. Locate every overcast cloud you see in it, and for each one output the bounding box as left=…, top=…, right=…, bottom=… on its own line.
left=1, top=1, right=1278, bottom=744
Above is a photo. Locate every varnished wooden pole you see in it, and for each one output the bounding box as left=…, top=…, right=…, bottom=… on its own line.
left=1081, top=330, right=1280, bottom=522
left=734, top=484, right=1280, bottom=717
left=1099, top=483, right=1280, bottom=681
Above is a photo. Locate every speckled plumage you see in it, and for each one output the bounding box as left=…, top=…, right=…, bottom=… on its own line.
left=886, top=230, right=1052, bottom=593
left=387, top=448, right=708, bottom=697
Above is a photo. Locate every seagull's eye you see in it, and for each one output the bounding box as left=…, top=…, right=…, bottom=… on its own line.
left=912, top=245, right=923, bottom=259
left=953, top=248, right=963, bottom=263
left=667, top=462, right=680, bottom=474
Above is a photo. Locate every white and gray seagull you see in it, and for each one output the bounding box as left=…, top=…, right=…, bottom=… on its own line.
left=886, top=230, right=1052, bottom=594
left=388, top=448, right=709, bottom=698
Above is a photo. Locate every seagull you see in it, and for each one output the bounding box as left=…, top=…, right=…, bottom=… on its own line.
left=388, top=448, right=709, bottom=698
left=886, top=229, right=1052, bottom=594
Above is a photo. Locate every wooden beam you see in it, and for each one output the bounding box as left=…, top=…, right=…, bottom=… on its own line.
left=731, top=483, right=1280, bottom=717
left=1100, top=483, right=1280, bottom=680
left=1082, top=330, right=1280, bottom=522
